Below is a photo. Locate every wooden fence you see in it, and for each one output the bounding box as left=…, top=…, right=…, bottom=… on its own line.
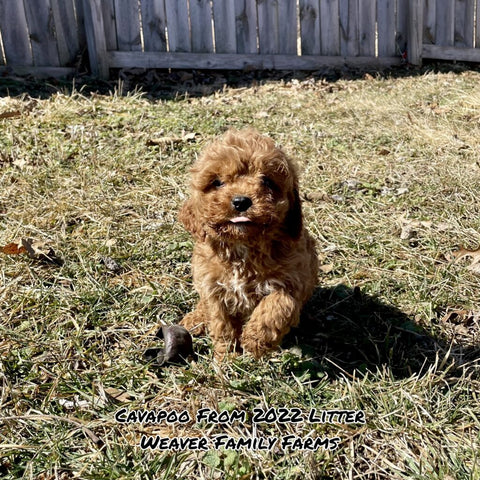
left=421, top=0, right=480, bottom=63
left=84, top=0, right=410, bottom=78
left=0, top=0, right=479, bottom=79
left=0, top=0, right=84, bottom=77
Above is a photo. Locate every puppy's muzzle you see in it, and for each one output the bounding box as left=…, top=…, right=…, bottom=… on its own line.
left=231, top=196, right=253, bottom=212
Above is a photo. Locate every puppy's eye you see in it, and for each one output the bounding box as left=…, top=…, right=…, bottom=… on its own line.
left=262, top=176, right=277, bottom=191
left=211, top=178, right=224, bottom=188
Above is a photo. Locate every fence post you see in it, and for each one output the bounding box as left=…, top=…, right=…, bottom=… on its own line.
left=408, top=0, right=423, bottom=65
left=83, top=0, right=109, bottom=79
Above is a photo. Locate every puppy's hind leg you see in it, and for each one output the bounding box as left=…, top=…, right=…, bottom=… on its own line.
left=179, top=299, right=209, bottom=336
left=208, top=308, right=244, bottom=360
left=180, top=299, right=242, bottom=360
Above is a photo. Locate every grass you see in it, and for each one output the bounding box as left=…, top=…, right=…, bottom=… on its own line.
left=1, top=66, right=479, bottom=479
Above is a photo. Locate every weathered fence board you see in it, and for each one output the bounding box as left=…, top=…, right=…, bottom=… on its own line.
left=278, top=0, right=298, bottom=55
left=396, top=0, right=408, bottom=52
left=300, top=0, right=320, bottom=55
left=23, top=0, right=60, bottom=67
left=141, top=0, right=167, bottom=52
left=114, top=0, right=142, bottom=51
left=0, top=0, right=32, bottom=65
left=51, top=0, right=80, bottom=65
left=358, top=0, right=376, bottom=56
left=339, top=0, right=359, bottom=57
left=423, top=0, right=436, bottom=44
left=75, top=0, right=86, bottom=49
left=83, top=0, right=109, bottom=77
left=435, top=0, right=455, bottom=46
left=320, top=0, right=340, bottom=56
left=422, top=0, right=480, bottom=62
left=164, top=0, right=190, bottom=52
left=423, top=44, right=480, bottom=61
left=213, top=0, right=237, bottom=54
left=257, top=0, right=279, bottom=54
left=190, top=0, right=214, bottom=53
left=454, top=0, right=474, bottom=48
left=235, top=0, right=258, bottom=54
left=107, top=51, right=402, bottom=70
left=477, top=0, right=480, bottom=49
left=408, top=0, right=424, bottom=65
left=100, top=0, right=118, bottom=50
left=377, top=0, right=396, bottom=56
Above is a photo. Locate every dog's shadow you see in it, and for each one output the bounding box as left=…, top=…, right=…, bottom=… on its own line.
left=284, top=284, right=478, bottom=379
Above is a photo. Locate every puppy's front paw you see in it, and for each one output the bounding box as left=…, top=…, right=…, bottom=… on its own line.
left=213, top=348, right=241, bottom=362
left=179, top=311, right=207, bottom=336
left=240, top=331, right=272, bottom=359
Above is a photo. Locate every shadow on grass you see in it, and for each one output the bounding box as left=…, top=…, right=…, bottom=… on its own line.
left=285, top=284, right=479, bottom=380
left=2, top=61, right=480, bottom=100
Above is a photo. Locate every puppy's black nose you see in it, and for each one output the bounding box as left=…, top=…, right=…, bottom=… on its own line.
left=231, top=196, right=252, bottom=212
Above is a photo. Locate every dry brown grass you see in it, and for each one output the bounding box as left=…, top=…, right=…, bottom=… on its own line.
left=1, top=68, right=479, bottom=479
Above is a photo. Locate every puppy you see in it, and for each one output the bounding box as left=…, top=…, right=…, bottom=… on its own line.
left=179, top=129, right=318, bottom=358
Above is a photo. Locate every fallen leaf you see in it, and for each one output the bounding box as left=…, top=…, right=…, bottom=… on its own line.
left=439, top=308, right=479, bottom=337
left=2, top=241, right=27, bottom=255
left=398, top=216, right=446, bottom=241
left=377, top=148, right=390, bottom=156
left=441, top=308, right=472, bottom=325
left=469, top=263, right=480, bottom=275
left=179, top=71, right=194, bottom=82
left=454, top=324, right=470, bottom=336
left=21, top=238, right=64, bottom=266
left=452, top=247, right=480, bottom=260
left=99, top=256, right=122, bottom=273
left=303, top=191, right=329, bottom=202
left=182, top=132, right=197, bottom=141
left=395, top=187, right=409, bottom=196
left=319, top=263, right=334, bottom=274
left=400, top=224, right=415, bottom=240
left=104, top=387, right=135, bottom=403
left=146, top=132, right=198, bottom=148
left=13, top=158, right=27, bottom=169
left=341, top=178, right=362, bottom=190
left=0, top=110, right=21, bottom=119
left=451, top=246, right=480, bottom=275
left=105, top=238, right=117, bottom=248
left=147, top=136, right=181, bottom=146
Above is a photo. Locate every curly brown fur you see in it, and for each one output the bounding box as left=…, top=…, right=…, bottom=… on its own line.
left=179, top=129, right=318, bottom=359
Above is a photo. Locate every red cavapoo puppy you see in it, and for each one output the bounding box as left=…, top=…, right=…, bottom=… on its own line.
left=179, top=128, right=318, bottom=359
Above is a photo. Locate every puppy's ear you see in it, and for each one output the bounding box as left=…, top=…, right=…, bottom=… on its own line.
left=284, top=188, right=303, bottom=239
left=179, top=198, right=205, bottom=241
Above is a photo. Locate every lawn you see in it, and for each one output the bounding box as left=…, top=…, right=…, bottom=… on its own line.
left=1, top=66, right=479, bottom=479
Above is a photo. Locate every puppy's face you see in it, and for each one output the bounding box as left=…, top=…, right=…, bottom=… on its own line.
left=180, top=130, right=302, bottom=242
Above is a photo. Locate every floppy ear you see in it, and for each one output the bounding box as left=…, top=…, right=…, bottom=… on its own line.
left=284, top=188, right=303, bottom=239
left=178, top=198, right=206, bottom=241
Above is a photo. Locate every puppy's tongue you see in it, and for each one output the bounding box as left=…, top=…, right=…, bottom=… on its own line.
left=230, top=216, right=251, bottom=224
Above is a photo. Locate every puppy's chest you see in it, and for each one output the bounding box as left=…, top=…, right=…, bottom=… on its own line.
left=213, top=263, right=281, bottom=313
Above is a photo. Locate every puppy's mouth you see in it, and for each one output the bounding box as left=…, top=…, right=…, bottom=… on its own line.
left=213, top=215, right=271, bottom=239
left=229, top=216, right=253, bottom=224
